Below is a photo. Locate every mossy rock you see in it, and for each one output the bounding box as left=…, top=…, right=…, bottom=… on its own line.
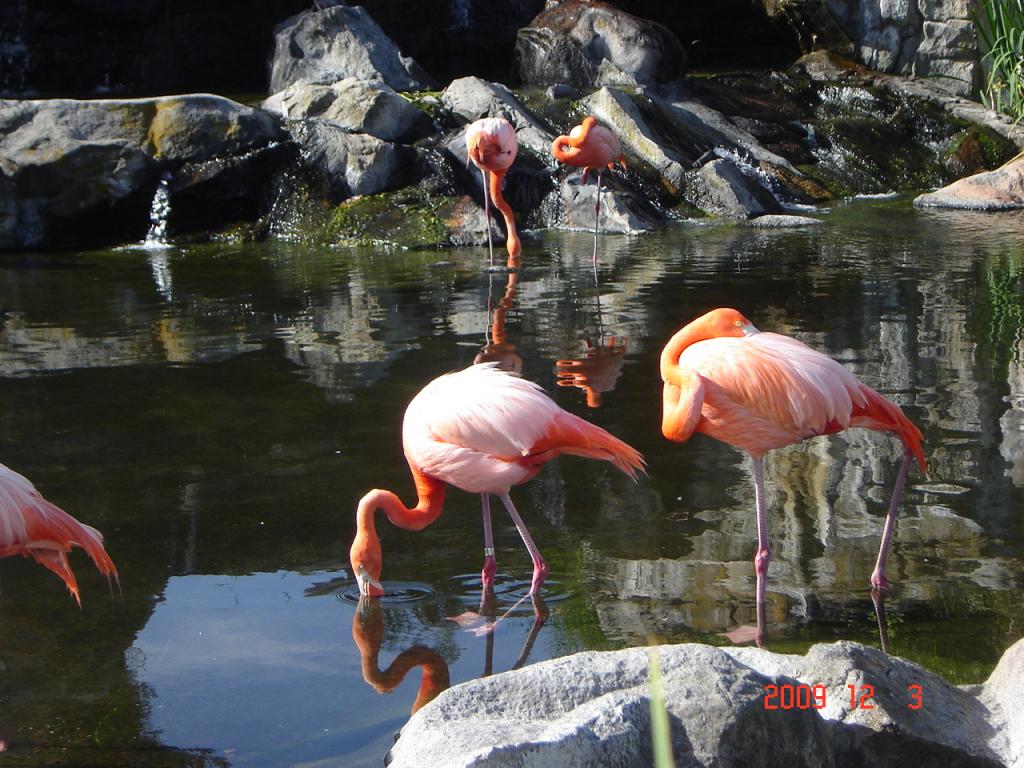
left=942, top=125, right=1020, bottom=179
left=327, top=190, right=451, bottom=249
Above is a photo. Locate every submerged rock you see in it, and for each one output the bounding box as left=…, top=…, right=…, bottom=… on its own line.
left=515, top=0, right=687, bottom=87
left=388, top=640, right=1018, bottom=768
left=749, top=213, right=825, bottom=227
left=268, top=5, right=435, bottom=94
left=914, top=155, right=1024, bottom=210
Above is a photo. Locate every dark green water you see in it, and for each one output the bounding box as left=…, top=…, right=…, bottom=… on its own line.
left=0, top=197, right=1022, bottom=767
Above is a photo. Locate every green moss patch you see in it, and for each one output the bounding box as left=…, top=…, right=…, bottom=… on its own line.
left=328, top=189, right=452, bottom=249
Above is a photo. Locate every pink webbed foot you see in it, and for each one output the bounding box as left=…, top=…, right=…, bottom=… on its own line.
left=481, top=556, right=497, bottom=589
left=529, top=559, right=549, bottom=596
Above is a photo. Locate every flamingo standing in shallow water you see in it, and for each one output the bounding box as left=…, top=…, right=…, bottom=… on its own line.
left=0, top=462, right=118, bottom=605
left=349, top=363, right=644, bottom=597
left=659, top=308, right=925, bottom=613
left=466, top=117, right=521, bottom=265
left=551, top=115, right=626, bottom=266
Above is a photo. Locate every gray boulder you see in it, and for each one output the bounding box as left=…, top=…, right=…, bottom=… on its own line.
left=389, top=643, right=834, bottom=768
left=515, top=0, right=687, bottom=87
left=648, top=84, right=802, bottom=177
left=266, top=77, right=433, bottom=143
left=0, top=95, right=282, bottom=250
left=580, top=86, right=688, bottom=195
left=914, top=155, right=1024, bottom=210
left=440, top=76, right=556, bottom=159
left=269, top=6, right=435, bottom=94
left=977, top=637, right=1024, bottom=767
left=290, top=121, right=414, bottom=200
left=553, top=175, right=660, bottom=233
left=687, top=158, right=782, bottom=219
left=389, top=640, right=1016, bottom=768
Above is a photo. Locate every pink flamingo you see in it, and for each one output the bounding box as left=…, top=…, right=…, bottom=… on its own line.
left=0, top=462, right=118, bottom=605
left=349, top=363, right=644, bottom=597
left=466, top=117, right=521, bottom=265
left=660, top=308, right=925, bottom=613
left=551, top=115, right=626, bottom=265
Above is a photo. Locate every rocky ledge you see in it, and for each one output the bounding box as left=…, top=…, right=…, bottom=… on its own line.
left=387, top=639, right=1022, bottom=768
left=3, top=2, right=1024, bottom=252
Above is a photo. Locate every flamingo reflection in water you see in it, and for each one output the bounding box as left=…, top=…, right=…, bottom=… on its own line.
left=352, top=598, right=450, bottom=714
left=556, top=263, right=628, bottom=408
left=661, top=308, right=925, bottom=646
left=352, top=591, right=548, bottom=715
left=474, top=255, right=522, bottom=374
left=349, top=363, right=645, bottom=599
left=0, top=462, right=118, bottom=605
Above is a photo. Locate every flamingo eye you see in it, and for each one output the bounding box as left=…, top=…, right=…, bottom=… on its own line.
left=734, top=320, right=743, bottom=327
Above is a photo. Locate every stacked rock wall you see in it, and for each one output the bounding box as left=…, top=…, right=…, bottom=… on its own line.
left=826, top=0, right=981, bottom=96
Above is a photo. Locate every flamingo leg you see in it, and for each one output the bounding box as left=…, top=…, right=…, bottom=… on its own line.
left=752, top=456, right=771, bottom=613
left=481, top=493, right=496, bottom=588
left=498, top=493, right=548, bottom=595
left=481, top=168, right=494, bottom=268
left=871, top=448, right=912, bottom=594
left=592, top=168, right=604, bottom=268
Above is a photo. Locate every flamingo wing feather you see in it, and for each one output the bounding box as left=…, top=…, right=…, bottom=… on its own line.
left=403, top=364, right=643, bottom=492
left=681, top=333, right=866, bottom=436
left=0, top=463, right=118, bottom=604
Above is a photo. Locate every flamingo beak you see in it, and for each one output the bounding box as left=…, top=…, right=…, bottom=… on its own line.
left=741, top=322, right=759, bottom=337
left=355, top=565, right=385, bottom=597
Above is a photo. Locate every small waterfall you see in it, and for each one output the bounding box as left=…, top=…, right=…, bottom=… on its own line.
left=141, top=176, right=174, bottom=301
left=143, top=177, right=172, bottom=248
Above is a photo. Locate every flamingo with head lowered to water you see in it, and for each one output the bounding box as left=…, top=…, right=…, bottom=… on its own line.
left=349, top=363, right=644, bottom=598
left=466, top=117, right=521, bottom=265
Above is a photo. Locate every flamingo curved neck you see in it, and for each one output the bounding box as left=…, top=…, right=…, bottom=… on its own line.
left=487, top=169, right=520, bottom=258
left=357, top=470, right=446, bottom=534
left=660, top=323, right=706, bottom=383
left=552, top=116, right=596, bottom=164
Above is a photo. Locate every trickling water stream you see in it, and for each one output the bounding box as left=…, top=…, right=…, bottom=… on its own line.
left=143, top=176, right=172, bottom=248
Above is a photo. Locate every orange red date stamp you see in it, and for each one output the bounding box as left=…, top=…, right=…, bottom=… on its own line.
left=763, top=683, right=924, bottom=710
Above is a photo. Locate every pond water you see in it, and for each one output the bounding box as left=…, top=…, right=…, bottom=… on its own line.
left=0, top=197, right=1022, bottom=767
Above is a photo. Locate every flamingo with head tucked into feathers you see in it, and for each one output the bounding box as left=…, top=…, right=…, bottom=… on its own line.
left=349, top=363, right=644, bottom=597
left=0, top=462, right=118, bottom=605
left=551, top=115, right=626, bottom=266
left=660, top=308, right=925, bottom=617
left=466, top=117, right=521, bottom=265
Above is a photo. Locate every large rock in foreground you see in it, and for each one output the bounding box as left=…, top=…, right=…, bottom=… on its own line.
left=914, top=155, right=1024, bottom=210
left=388, top=639, right=1020, bottom=768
